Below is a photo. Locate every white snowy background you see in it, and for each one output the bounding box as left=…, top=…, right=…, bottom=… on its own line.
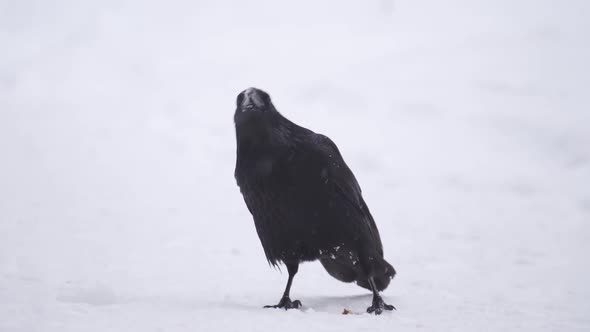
left=1, top=0, right=589, bottom=331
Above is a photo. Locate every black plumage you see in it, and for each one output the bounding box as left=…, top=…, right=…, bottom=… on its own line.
left=234, top=87, right=396, bottom=314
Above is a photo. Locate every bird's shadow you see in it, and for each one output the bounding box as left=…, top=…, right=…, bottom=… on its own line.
left=301, top=294, right=374, bottom=313
left=217, top=294, right=373, bottom=314
left=226, top=293, right=382, bottom=314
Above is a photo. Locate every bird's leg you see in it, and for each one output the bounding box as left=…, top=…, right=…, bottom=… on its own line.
left=264, top=262, right=302, bottom=310
left=366, top=277, right=396, bottom=315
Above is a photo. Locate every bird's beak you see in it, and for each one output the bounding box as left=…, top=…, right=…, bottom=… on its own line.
left=241, top=103, right=263, bottom=113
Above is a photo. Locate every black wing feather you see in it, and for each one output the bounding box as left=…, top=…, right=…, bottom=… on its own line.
left=312, top=134, right=384, bottom=256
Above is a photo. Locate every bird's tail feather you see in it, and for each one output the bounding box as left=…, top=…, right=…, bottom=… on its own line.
left=320, top=256, right=396, bottom=292
left=356, top=258, right=396, bottom=292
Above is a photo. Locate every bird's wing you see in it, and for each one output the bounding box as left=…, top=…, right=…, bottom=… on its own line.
left=312, top=134, right=384, bottom=256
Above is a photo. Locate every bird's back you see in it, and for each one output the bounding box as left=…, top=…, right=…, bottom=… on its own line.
left=236, top=121, right=386, bottom=271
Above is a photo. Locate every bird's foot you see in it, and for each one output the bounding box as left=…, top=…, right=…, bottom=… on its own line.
left=264, top=296, right=302, bottom=310
left=366, top=295, right=396, bottom=315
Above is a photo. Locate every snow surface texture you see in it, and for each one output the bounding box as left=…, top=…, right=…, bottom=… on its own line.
left=1, top=0, right=589, bottom=331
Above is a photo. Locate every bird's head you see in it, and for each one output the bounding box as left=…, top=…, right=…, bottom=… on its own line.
left=234, top=87, right=277, bottom=126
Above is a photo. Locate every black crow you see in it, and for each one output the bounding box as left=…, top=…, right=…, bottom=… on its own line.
left=234, top=87, right=396, bottom=314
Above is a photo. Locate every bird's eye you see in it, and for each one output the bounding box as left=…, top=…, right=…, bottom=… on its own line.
left=261, top=92, right=271, bottom=105
left=237, top=93, right=245, bottom=106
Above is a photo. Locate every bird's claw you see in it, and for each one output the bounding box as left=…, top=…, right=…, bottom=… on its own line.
left=366, top=296, right=396, bottom=315
left=264, top=296, right=302, bottom=310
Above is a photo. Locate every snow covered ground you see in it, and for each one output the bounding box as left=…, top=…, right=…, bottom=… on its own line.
left=1, top=0, right=589, bottom=330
